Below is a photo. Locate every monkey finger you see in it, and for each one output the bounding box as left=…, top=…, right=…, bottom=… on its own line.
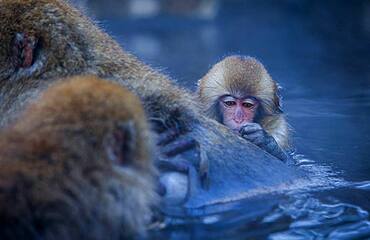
left=156, top=181, right=167, bottom=197
left=242, top=132, right=264, bottom=145
left=155, top=159, right=189, bottom=173
left=161, top=138, right=197, bottom=157
left=157, top=128, right=180, bottom=146
left=156, top=182, right=167, bottom=196
left=240, top=128, right=259, bottom=136
left=242, top=122, right=262, bottom=129
left=150, top=118, right=167, bottom=133
left=240, top=123, right=263, bottom=135
left=241, top=129, right=264, bottom=140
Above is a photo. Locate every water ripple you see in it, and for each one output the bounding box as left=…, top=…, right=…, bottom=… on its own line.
left=268, top=194, right=370, bottom=240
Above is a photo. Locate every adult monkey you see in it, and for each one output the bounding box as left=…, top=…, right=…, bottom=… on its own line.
left=0, top=75, right=157, bottom=239
left=198, top=56, right=290, bottom=162
left=0, top=0, right=304, bottom=209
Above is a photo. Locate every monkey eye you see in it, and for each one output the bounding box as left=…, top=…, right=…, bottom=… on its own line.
left=242, top=102, right=254, bottom=108
left=224, top=100, right=236, bottom=107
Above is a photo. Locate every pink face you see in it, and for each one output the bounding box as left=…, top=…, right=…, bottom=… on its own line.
left=219, top=95, right=259, bottom=132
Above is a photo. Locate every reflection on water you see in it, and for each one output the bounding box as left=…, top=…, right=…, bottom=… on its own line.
left=76, top=0, right=370, bottom=238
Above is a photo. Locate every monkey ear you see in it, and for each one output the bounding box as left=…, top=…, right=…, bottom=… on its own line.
left=275, top=85, right=284, bottom=114
left=11, top=33, right=40, bottom=69
left=104, top=121, right=136, bottom=166
left=275, top=97, right=284, bottom=114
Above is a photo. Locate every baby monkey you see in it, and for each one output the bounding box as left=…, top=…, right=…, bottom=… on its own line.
left=198, top=55, right=290, bottom=161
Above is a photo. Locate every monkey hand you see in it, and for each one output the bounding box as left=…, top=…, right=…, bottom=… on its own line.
left=155, top=158, right=190, bottom=197
left=152, top=116, right=198, bottom=157
left=157, top=130, right=210, bottom=186
left=155, top=157, right=208, bottom=206
left=148, top=91, right=201, bottom=154
left=158, top=131, right=197, bottom=157
left=155, top=132, right=210, bottom=201
left=240, top=123, right=288, bottom=162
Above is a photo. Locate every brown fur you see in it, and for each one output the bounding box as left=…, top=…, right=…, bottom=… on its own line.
left=198, top=55, right=289, bottom=148
left=0, top=75, right=157, bottom=239
left=0, top=0, right=198, bottom=128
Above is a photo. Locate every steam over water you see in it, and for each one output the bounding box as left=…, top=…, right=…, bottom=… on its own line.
left=79, top=0, right=370, bottom=238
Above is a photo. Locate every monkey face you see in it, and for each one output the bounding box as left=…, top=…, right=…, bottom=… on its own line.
left=219, top=95, right=259, bottom=132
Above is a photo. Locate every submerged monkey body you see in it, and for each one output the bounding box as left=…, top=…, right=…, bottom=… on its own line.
left=0, top=0, right=305, bottom=212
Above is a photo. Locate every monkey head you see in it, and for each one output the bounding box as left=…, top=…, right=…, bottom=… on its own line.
left=0, top=75, right=157, bottom=239
left=198, top=55, right=283, bottom=132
